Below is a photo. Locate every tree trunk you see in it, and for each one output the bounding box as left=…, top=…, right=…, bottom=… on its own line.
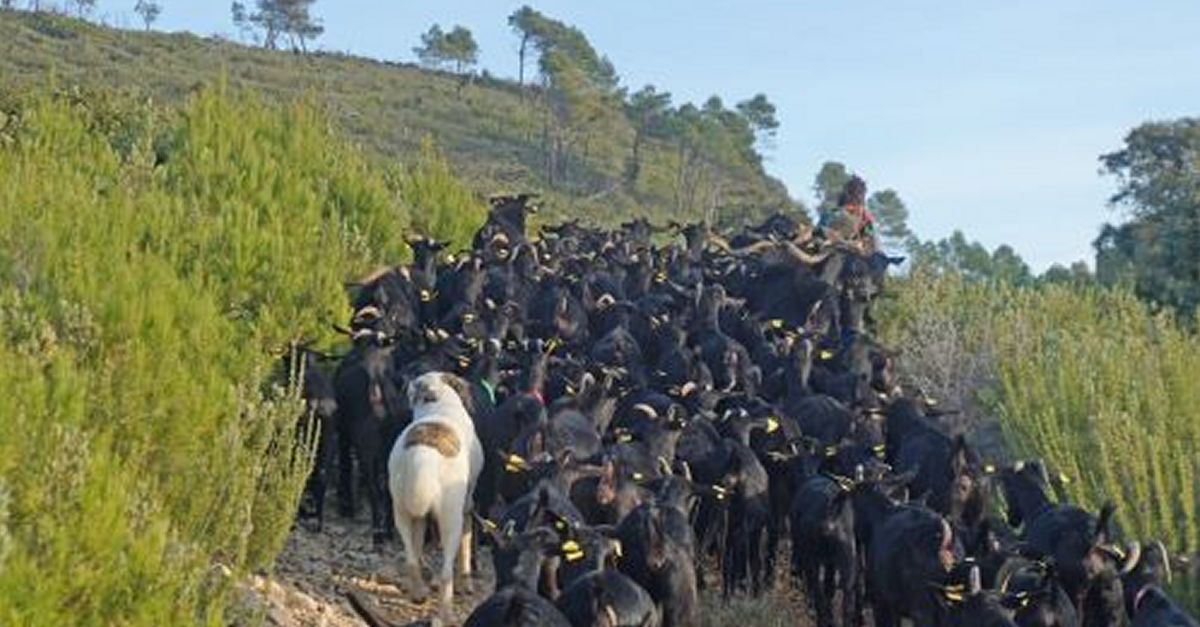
left=627, top=131, right=643, bottom=187
left=517, top=36, right=528, bottom=86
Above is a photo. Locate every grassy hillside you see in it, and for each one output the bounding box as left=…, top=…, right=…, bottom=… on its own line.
left=0, top=9, right=795, bottom=226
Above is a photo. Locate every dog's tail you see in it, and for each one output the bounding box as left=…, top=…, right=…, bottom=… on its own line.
left=390, top=447, right=444, bottom=518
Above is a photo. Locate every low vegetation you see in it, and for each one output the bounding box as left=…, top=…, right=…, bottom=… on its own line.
left=0, top=83, right=480, bottom=624
left=880, top=271, right=1200, bottom=606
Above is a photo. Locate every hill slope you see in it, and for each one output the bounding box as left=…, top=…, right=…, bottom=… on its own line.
left=0, top=9, right=797, bottom=225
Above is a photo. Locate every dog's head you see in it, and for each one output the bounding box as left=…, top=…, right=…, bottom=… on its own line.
left=407, top=371, right=472, bottom=408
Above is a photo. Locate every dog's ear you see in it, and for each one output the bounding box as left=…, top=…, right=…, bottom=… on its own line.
left=440, top=372, right=472, bottom=403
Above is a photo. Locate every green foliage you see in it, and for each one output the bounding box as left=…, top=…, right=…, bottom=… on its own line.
left=813, top=161, right=852, bottom=212
left=506, top=5, right=617, bottom=91
left=398, top=136, right=489, bottom=248
left=1097, top=118, right=1200, bottom=315
left=736, top=93, right=779, bottom=146
left=0, top=84, right=481, bottom=624
left=880, top=272, right=1200, bottom=560
left=242, top=0, right=324, bottom=51
left=133, top=0, right=161, bottom=30
left=624, top=84, right=672, bottom=185
left=414, top=24, right=479, bottom=75
left=868, top=188, right=912, bottom=249
left=908, top=230, right=1035, bottom=286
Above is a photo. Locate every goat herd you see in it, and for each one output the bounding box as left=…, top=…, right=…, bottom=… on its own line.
left=286, top=195, right=1196, bottom=627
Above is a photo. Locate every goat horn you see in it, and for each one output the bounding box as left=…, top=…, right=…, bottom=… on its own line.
left=632, top=403, right=658, bottom=420
left=1155, top=540, right=1172, bottom=584
left=707, top=234, right=734, bottom=253
left=1119, top=541, right=1142, bottom=575
left=782, top=240, right=831, bottom=265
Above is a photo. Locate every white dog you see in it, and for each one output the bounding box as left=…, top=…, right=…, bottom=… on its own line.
left=388, top=371, right=484, bottom=623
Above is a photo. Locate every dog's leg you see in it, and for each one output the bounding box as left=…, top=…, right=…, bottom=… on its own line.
left=457, top=504, right=475, bottom=594
left=436, top=491, right=465, bottom=623
left=395, top=509, right=428, bottom=601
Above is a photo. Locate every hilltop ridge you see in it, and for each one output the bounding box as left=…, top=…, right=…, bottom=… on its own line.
left=0, top=9, right=798, bottom=225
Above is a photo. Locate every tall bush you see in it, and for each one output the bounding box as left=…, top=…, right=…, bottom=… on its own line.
left=880, top=272, right=1200, bottom=604
left=0, top=85, right=482, bottom=624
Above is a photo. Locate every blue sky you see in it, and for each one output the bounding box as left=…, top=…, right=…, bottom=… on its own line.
left=92, top=0, right=1200, bottom=270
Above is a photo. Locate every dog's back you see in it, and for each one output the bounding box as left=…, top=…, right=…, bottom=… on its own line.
left=389, top=372, right=487, bottom=622
left=389, top=375, right=482, bottom=519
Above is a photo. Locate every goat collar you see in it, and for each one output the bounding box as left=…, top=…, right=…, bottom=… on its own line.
left=478, top=379, right=496, bottom=405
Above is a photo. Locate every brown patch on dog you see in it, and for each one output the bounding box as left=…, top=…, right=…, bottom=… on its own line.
left=404, top=423, right=461, bottom=457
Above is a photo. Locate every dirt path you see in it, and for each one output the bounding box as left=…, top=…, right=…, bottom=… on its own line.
left=244, top=519, right=816, bottom=627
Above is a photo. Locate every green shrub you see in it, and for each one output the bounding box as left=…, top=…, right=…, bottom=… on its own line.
left=880, top=272, right=1200, bottom=605
left=0, top=84, right=481, bottom=625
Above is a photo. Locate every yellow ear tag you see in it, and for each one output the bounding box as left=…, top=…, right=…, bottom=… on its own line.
left=420, top=289, right=434, bottom=302
left=631, top=472, right=645, bottom=482
left=1058, top=473, right=1072, bottom=485
left=617, top=432, right=634, bottom=443
left=481, top=518, right=498, bottom=531
left=984, top=464, right=996, bottom=474
left=711, top=485, right=728, bottom=500
left=944, top=590, right=964, bottom=602
left=765, top=417, right=780, bottom=434
left=820, top=350, right=835, bottom=360
left=612, top=541, right=624, bottom=558
left=872, top=444, right=886, bottom=457
left=769, top=319, right=784, bottom=330
left=561, top=539, right=585, bottom=561
left=825, top=446, right=838, bottom=458
left=926, top=398, right=939, bottom=406
left=654, top=272, right=667, bottom=283
left=462, top=313, right=476, bottom=323
left=504, top=454, right=526, bottom=473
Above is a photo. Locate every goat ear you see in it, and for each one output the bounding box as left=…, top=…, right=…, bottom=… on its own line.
left=474, top=514, right=504, bottom=545
left=951, top=435, right=971, bottom=474
left=1095, top=501, right=1117, bottom=541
